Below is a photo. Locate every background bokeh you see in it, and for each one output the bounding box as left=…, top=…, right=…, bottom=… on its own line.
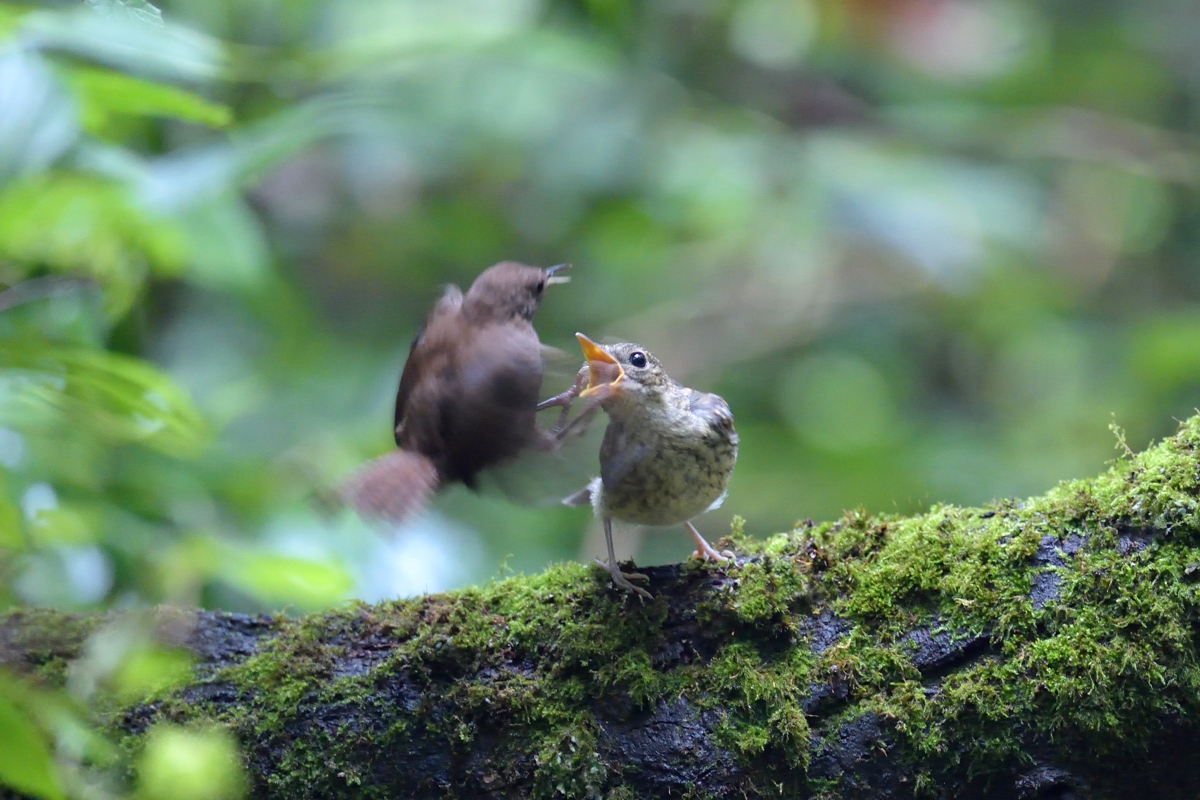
left=2, top=0, right=1199, bottom=795
left=4, top=0, right=1200, bottom=612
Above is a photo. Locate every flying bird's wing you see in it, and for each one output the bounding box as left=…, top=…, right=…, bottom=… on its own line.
left=436, top=320, right=543, bottom=486
left=393, top=284, right=462, bottom=444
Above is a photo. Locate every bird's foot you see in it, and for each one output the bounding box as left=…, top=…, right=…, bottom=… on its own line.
left=539, top=369, right=600, bottom=442
left=690, top=544, right=735, bottom=563
left=685, top=521, right=735, bottom=563
left=593, top=558, right=652, bottom=600
left=536, top=385, right=579, bottom=413
left=558, top=404, right=600, bottom=440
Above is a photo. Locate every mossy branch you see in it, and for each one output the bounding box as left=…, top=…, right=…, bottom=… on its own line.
left=5, top=416, right=1200, bottom=799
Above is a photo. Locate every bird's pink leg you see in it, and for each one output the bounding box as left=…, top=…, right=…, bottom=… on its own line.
left=685, top=520, right=734, bottom=562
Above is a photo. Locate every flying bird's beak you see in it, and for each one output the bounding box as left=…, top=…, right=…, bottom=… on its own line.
left=576, top=332, right=624, bottom=399
left=545, top=263, right=572, bottom=286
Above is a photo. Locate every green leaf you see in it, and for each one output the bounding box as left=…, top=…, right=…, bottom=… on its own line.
left=0, top=674, right=118, bottom=768
left=134, top=101, right=327, bottom=213
left=64, top=65, right=232, bottom=134
left=84, top=0, right=164, bottom=27
left=223, top=550, right=353, bottom=610
left=0, top=466, right=21, bottom=548
left=0, top=341, right=209, bottom=458
left=138, top=725, right=245, bottom=800
left=114, top=646, right=194, bottom=703
left=0, top=6, right=28, bottom=41
left=0, top=175, right=185, bottom=317
left=176, top=194, right=270, bottom=290
left=27, top=507, right=96, bottom=546
left=0, top=695, right=64, bottom=800
left=0, top=497, right=20, bottom=548
left=36, top=700, right=118, bottom=768
left=0, top=49, right=79, bottom=184
left=22, top=6, right=224, bottom=83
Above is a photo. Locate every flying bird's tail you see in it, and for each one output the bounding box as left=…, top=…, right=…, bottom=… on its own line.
left=338, top=449, right=440, bottom=523
left=561, top=476, right=602, bottom=514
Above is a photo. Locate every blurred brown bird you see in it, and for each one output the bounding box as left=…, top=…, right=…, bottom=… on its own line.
left=339, top=261, right=570, bottom=522
left=564, top=333, right=738, bottom=599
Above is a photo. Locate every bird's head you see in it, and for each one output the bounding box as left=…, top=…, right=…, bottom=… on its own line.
left=575, top=333, right=671, bottom=405
left=464, top=261, right=570, bottom=323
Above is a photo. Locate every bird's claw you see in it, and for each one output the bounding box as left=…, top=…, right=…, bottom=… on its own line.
left=537, top=366, right=588, bottom=412
left=593, top=558, right=652, bottom=600
left=535, top=387, right=578, bottom=412
left=547, top=403, right=600, bottom=444
left=538, top=367, right=598, bottom=440
left=684, top=520, right=734, bottom=564
left=689, top=545, right=735, bottom=563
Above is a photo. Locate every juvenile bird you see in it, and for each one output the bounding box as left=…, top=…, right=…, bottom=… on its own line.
left=565, top=333, right=738, bottom=599
left=340, top=261, right=570, bottom=521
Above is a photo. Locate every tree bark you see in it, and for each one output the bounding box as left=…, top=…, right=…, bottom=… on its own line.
left=4, top=417, right=1200, bottom=799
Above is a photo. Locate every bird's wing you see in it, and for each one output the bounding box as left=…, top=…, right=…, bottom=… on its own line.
left=394, top=284, right=463, bottom=443
left=598, top=423, right=651, bottom=490
left=687, top=390, right=735, bottom=433
left=457, top=320, right=543, bottom=403
left=437, top=320, right=543, bottom=485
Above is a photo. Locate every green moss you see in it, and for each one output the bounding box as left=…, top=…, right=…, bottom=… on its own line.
left=706, top=642, right=812, bottom=768
left=604, top=788, right=639, bottom=800
left=727, top=555, right=810, bottom=626
left=0, top=607, right=103, bottom=685
left=532, top=723, right=607, bottom=799
left=790, top=415, right=1200, bottom=784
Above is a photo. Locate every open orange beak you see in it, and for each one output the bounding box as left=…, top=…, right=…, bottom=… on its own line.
left=576, top=333, right=624, bottom=399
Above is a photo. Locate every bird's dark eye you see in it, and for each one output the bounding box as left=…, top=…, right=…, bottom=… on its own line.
left=629, top=352, right=647, bottom=368
left=535, top=280, right=545, bottom=293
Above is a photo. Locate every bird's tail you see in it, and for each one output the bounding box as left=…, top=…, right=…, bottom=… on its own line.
left=338, top=449, right=440, bottom=524
left=561, top=476, right=602, bottom=511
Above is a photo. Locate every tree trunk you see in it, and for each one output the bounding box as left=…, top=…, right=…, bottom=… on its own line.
left=4, top=417, right=1200, bottom=799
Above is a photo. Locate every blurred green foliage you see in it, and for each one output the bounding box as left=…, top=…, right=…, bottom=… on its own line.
left=137, top=724, right=245, bottom=800
left=0, top=0, right=1198, bottom=793
left=0, top=690, right=64, bottom=800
